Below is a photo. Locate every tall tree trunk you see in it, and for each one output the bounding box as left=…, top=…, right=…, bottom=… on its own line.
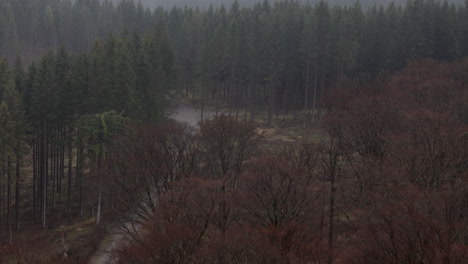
left=6, top=157, right=11, bottom=243
left=191, top=81, right=195, bottom=103
left=318, top=67, right=326, bottom=118
left=96, top=192, right=102, bottom=225
left=33, top=137, right=37, bottom=224
left=67, top=128, right=72, bottom=214
left=42, top=117, right=48, bottom=229
left=201, top=80, right=205, bottom=125
left=15, top=152, right=20, bottom=231
left=275, top=85, right=279, bottom=121
left=228, top=83, right=233, bottom=117
left=215, top=81, right=219, bottom=117
left=328, top=176, right=335, bottom=264
left=304, top=60, right=310, bottom=128
left=235, top=85, right=239, bottom=120
left=245, top=84, right=250, bottom=123
left=52, top=134, right=56, bottom=210
left=319, top=182, right=326, bottom=241
left=1, top=158, right=4, bottom=244
left=312, top=66, right=319, bottom=124
left=250, top=84, right=255, bottom=122
left=268, top=83, right=274, bottom=127
left=60, top=126, right=65, bottom=202
left=76, top=130, right=84, bottom=217
left=95, top=129, right=104, bottom=225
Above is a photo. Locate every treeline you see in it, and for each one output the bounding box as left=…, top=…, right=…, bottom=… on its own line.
left=2, top=0, right=468, bottom=123
left=0, top=21, right=174, bottom=244
left=168, top=0, right=468, bottom=125
left=111, top=58, right=468, bottom=264
left=0, top=0, right=157, bottom=64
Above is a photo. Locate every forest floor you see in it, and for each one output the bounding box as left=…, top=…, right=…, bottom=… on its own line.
left=1, top=151, right=107, bottom=263
left=2, top=213, right=106, bottom=264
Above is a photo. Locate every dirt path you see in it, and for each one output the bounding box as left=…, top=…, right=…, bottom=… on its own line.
left=88, top=103, right=214, bottom=264
left=88, top=231, right=123, bottom=264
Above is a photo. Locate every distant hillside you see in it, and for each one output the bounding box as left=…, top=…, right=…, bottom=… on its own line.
left=105, top=0, right=466, bottom=10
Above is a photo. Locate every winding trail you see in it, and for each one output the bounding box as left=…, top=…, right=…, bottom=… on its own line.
left=88, top=103, right=214, bottom=264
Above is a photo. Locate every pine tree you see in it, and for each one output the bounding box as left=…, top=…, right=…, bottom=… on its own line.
left=0, top=58, right=10, bottom=100
left=1, top=82, right=28, bottom=232
left=31, top=51, right=59, bottom=229
left=0, top=2, right=19, bottom=63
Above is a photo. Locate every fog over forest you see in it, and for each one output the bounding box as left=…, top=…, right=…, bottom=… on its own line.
left=0, top=0, right=467, bottom=263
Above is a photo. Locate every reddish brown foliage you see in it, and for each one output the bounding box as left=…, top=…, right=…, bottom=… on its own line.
left=324, top=58, right=468, bottom=263
left=105, top=122, right=199, bottom=226
left=199, top=115, right=262, bottom=187
left=241, top=156, right=314, bottom=228
left=116, top=58, right=468, bottom=264
left=117, top=152, right=324, bottom=263
left=347, top=183, right=468, bottom=264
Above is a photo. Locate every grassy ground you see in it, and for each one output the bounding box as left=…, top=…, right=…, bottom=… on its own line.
left=170, top=91, right=326, bottom=143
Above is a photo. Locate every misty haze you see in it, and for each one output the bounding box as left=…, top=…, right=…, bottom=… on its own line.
left=0, top=0, right=467, bottom=263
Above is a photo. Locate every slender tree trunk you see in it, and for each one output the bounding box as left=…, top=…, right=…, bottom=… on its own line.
left=60, top=126, right=65, bottom=202
left=6, top=157, right=11, bottom=243
left=96, top=192, right=102, bottom=224
left=15, top=152, right=20, bottom=231
left=304, top=60, right=310, bottom=128
left=1, top=158, right=4, bottom=244
left=2, top=158, right=5, bottom=245
left=244, top=84, right=250, bottom=123
left=39, top=133, right=43, bottom=225
left=328, top=176, right=335, bottom=264
left=282, top=85, right=288, bottom=121
left=294, top=95, right=298, bottom=120
left=76, top=130, right=84, bottom=217
left=268, top=82, right=274, bottom=126
left=312, top=66, right=318, bottom=124
left=318, top=67, right=326, bottom=118
left=52, top=134, right=56, bottom=210
left=223, top=81, right=227, bottom=102
left=201, top=80, right=205, bottom=125
left=337, top=58, right=344, bottom=89
left=215, top=81, right=220, bottom=117
left=275, top=85, right=279, bottom=121
left=228, top=83, right=233, bottom=117
left=95, top=129, right=104, bottom=225
left=55, top=129, right=59, bottom=203
left=319, top=182, right=325, bottom=241
left=250, top=84, right=255, bottom=122
left=33, top=137, right=37, bottom=223
left=67, top=128, right=72, bottom=214
left=191, top=81, right=195, bottom=103
left=42, top=117, right=47, bottom=229
left=235, top=85, right=239, bottom=120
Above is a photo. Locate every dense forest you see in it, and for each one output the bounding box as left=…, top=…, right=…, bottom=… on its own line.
left=0, top=17, right=173, bottom=256
left=1, top=0, right=468, bottom=121
left=0, top=0, right=467, bottom=263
